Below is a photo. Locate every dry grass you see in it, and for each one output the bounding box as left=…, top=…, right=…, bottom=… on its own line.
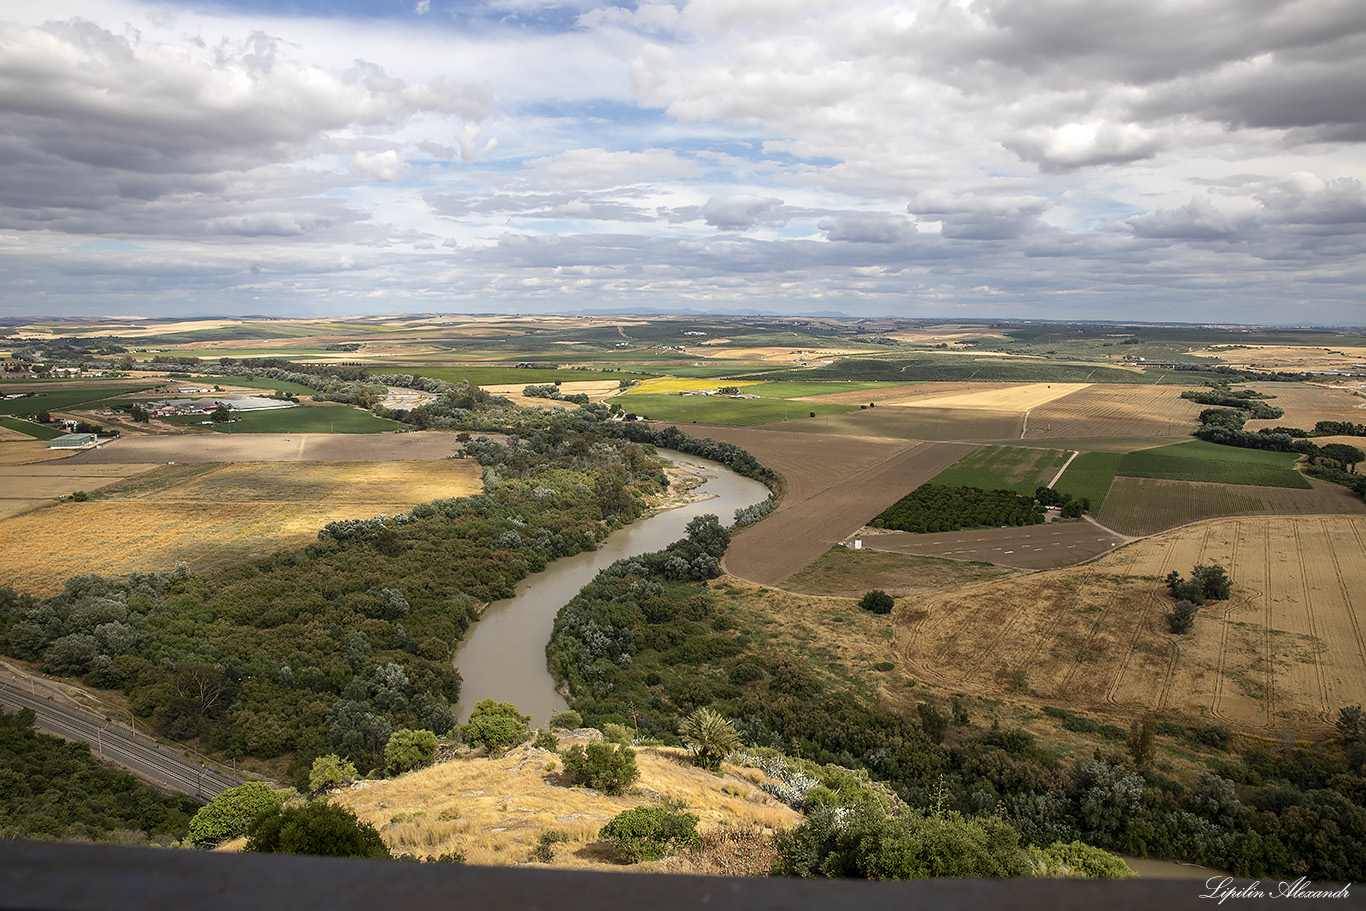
left=892, top=515, right=1366, bottom=739
left=0, top=459, right=482, bottom=594
left=890, top=383, right=1091, bottom=412
left=328, top=741, right=800, bottom=869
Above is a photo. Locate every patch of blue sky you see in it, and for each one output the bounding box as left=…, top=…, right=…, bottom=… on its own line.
left=71, top=239, right=143, bottom=253
left=518, top=98, right=667, bottom=127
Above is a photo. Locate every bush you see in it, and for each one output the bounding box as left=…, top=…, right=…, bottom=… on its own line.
left=773, top=805, right=1029, bottom=879
left=562, top=741, right=639, bottom=795
left=384, top=728, right=438, bottom=776
left=602, top=722, right=633, bottom=746
left=309, top=754, right=358, bottom=793
left=549, top=710, right=583, bottom=730
left=859, top=590, right=894, bottom=615
left=533, top=729, right=559, bottom=751
left=1166, top=600, right=1198, bottom=634
left=462, top=699, right=530, bottom=756
left=244, top=801, right=390, bottom=859
left=187, top=782, right=287, bottom=848
left=1027, top=840, right=1137, bottom=878
left=599, top=803, right=700, bottom=862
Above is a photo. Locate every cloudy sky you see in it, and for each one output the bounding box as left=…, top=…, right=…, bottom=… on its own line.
left=2, top=0, right=1364, bottom=324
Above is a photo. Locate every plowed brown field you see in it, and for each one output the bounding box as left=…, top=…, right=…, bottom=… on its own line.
left=895, top=515, right=1366, bottom=737
left=856, top=521, right=1129, bottom=570
left=1021, top=384, right=1205, bottom=440
left=0, top=459, right=482, bottom=595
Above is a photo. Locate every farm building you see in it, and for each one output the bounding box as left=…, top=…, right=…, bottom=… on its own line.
left=49, top=432, right=98, bottom=449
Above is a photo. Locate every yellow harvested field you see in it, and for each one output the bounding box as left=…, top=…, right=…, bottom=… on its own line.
left=0, top=426, right=32, bottom=442
left=1190, top=345, right=1366, bottom=372
left=1241, top=383, right=1366, bottom=432
left=1022, top=383, right=1206, bottom=440
left=330, top=740, right=800, bottom=869
left=0, top=459, right=482, bottom=595
left=889, top=382, right=1091, bottom=411
left=483, top=381, right=624, bottom=409
left=896, top=515, right=1366, bottom=737
left=0, top=462, right=162, bottom=518
left=0, top=443, right=74, bottom=466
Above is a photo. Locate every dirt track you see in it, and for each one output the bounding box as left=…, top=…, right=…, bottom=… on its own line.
left=58, top=430, right=471, bottom=463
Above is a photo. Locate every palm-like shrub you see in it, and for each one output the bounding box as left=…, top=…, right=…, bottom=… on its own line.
left=680, top=707, right=740, bottom=772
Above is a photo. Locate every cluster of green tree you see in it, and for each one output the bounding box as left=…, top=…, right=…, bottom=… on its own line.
left=1163, top=564, right=1231, bottom=634
left=870, top=484, right=1044, bottom=533
left=1305, top=420, right=1366, bottom=437
left=1302, top=464, right=1366, bottom=500
left=0, top=707, right=198, bottom=844
left=1193, top=408, right=1364, bottom=475
left=0, top=424, right=672, bottom=784
left=545, top=523, right=1366, bottom=880
left=602, top=418, right=779, bottom=489
left=1033, top=486, right=1090, bottom=518
left=1172, top=364, right=1317, bottom=384
left=522, top=383, right=590, bottom=405
left=1180, top=386, right=1285, bottom=420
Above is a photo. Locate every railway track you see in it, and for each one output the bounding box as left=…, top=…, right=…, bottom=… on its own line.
left=0, top=681, right=241, bottom=801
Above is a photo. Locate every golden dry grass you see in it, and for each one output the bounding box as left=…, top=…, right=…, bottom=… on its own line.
left=888, top=382, right=1091, bottom=412
left=0, top=459, right=482, bottom=594
left=893, top=515, right=1366, bottom=739
left=483, top=381, right=625, bottom=409
left=329, top=741, right=800, bottom=869
left=0, top=462, right=164, bottom=519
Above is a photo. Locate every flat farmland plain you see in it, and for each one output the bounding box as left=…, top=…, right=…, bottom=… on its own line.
left=0, top=459, right=483, bottom=595
left=1241, top=383, right=1366, bottom=432
left=1096, top=477, right=1366, bottom=536
left=58, top=430, right=469, bottom=463
left=0, top=461, right=162, bottom=519
left=895, top=515, right=1366, bottom=736
left=1020, top=384, right=1206, bottom=440
left=858, top=521, right=1128, bottom=570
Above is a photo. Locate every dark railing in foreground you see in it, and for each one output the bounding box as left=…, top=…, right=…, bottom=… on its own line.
left=1, top=840, right=1331, bottom=911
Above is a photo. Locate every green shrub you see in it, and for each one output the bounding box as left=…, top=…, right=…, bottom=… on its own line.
left=533, top=729, right=559, bottom=751
left=773, top=805, right=1029, bottom=879
left=680, top=707, right=741, bottom=771
left=462, top=699, right=530, bottom=756
left=562, top=741, right=639, bottom=795
left=859, top=590, right=894, bottom=615
left=309, top=754, right=358, bottom=793
left=532, top=829, right=569, bottom=863
left=549, top=710, right=583, bottom=730
left=1166, top=600, right=1198, bottom=634
left=187, top=782, right=287, bottom=848
left=599, top=803, right=700, bottom=862
left=1027, top=840, right=1137, bottom=878
left=602, top=722, right=632, bottom=746
left=244, top=801, right=390, bottom=859
left=384, top=728, right=439, bottom=776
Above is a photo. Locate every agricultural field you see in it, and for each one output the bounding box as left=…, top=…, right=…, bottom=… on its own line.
left=1053, top=451, right=1123, bottom=510
left=0, top=461, right=162, bottom=520
left=1116, top=440, right=1310, bottom=488
left=1238, top=382, right=1366, bottom=432
left=1096, top=477, right=1366, bottom=537
left=927, top=444, right=1071, bottom=494
left=0, top=458, right=483, bottom=595
left=482, top=381, right=624, bottom=409
left=856, top=521, right=1129, bottom=570
left=0, top=417, right=63, bottom=441
left=57, top=430, right=471, bottom=463
left=0, top=382, right=161, bottom=416
left=781, top=546, right=1020, bottom=598
left=1020, top=383, right=1206, bottom=441
left=162, top=403, right=403, bottom=434
left=610, top=392, right=854, bottom=425
left=387, top=366, right=640, bottom=386
left=893, top=515, right=1366, bottom=737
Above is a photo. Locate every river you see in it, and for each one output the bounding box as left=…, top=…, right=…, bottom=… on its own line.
left=452, top=454, right=770, bottom=725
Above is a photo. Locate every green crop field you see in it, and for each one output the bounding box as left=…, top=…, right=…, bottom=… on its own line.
left=634, top=365, right=789, bottom=378
left=1055, top=451, right=1123, bottom=510
left=743, top=381, right=899, bottom=399
left=740, top=356, right=1234, bottom=386
left=163, top=404, right=402, bottom=434
left=611, top=393, right=854, bottom=426
left=928, top=445, right=1071, bottom=494
left=1116, top=440, right=1310, bottom=488
left=0, top=383, right=160, bottom=416
left=0, top=416, right=63, bottom=440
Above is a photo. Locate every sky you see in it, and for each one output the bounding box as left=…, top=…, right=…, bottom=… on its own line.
left=1, top=0, right=1364, bottom=325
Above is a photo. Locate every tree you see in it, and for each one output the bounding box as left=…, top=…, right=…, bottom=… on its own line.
left=210, top=403, right=232, bottom=423
left=859, top=590, right=894, bottom=615
left=384, top=728, right=438, bottom=776
left=679, top=707, right=740, bottom=771
left=1166, top=600, right=1198, bottom=634
left=1128, top=715, right=1155, bottom=770
left=309, top=754, right=358, bottom=793
left=1321, top=443, right=1364, bottom=473
left=244, top=801, right=390, bottom=859
left=462, top=699, right=530, bottom=756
